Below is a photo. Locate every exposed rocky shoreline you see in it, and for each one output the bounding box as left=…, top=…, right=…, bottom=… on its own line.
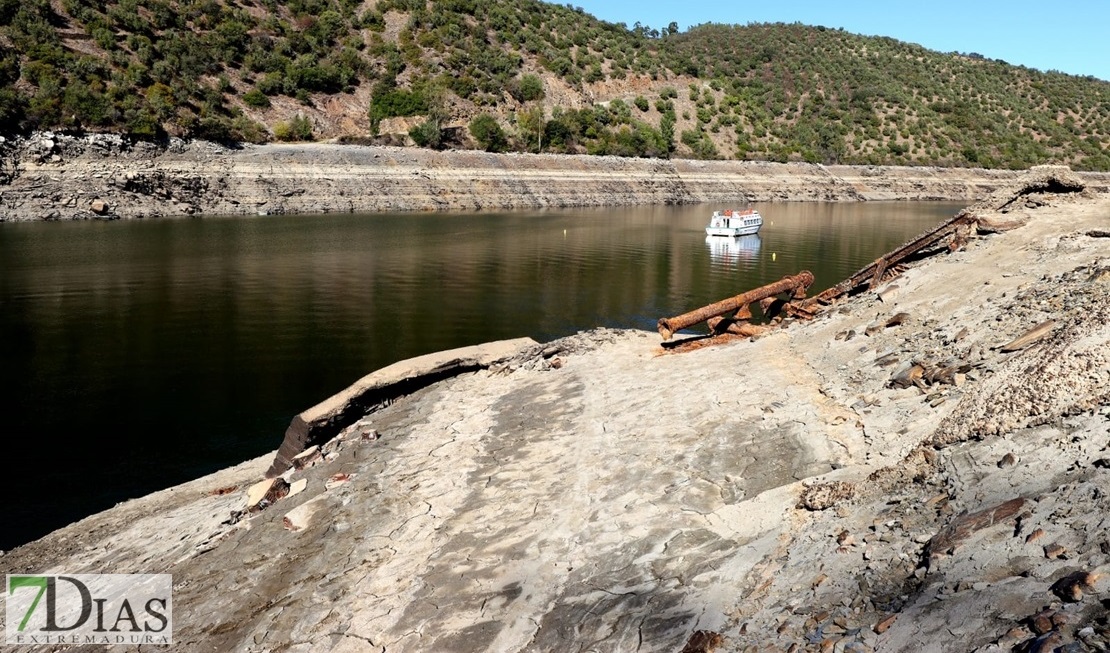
left=4, top=132, right=1110, bottom=221
left=1, top=167, right=1108, bottom=652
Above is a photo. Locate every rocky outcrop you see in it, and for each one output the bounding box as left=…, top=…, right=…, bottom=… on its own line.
left=266, top=337, right=538, bottom=478
left=5, top=133, right=1110, bottom=221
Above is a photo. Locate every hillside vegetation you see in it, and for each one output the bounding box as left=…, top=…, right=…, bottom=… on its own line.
left=1, top=0, right=1109, bottom=169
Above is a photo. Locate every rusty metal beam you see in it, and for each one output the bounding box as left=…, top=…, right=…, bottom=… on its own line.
left=657, top=271, right=814, bottom=340
left=805, top=212, right=977, bottom=307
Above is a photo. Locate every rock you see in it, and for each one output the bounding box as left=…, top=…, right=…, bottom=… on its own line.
left=1027, top=632, right=1064, bottom=653
left=1026, top=528, right=1046, bottom=543
left=90, top=199, right=110, bottom=214
left=291, top=446, right=321, bottom=470
left=287, top=478, right=308, bottom=498
left=977, top=215, right=1029, bottom=233
left=926, top=497, right=1025, bottom=560
left=1050, top=571, right=1096, bottom=602
left=267, top=337, right=538, bottom=477
left=999, top=320, right=1056, bottom=352
left=837, top=530, right=855, bottom=546
left=876, top=284, right=901, bottom=303
left=799, top=481, right=856, bottom=511
left=884, top=312, right=910, bottom=328
left=324, top=472, right=353, bottom=491
left=282, top=495, right=326, bottom=532
left=1044, top=543, right=1066, bottom=559
left=889, top=363, right=925, bottom=389
left=679, top=630, right=722, bottom=653
left=874, top=614, right=897, bottom=634
left=998, top=453, right=1017, bottom=468
left=1029, top=609, right=1055, bottom=635
left=245, top=477, right=289, bottom=512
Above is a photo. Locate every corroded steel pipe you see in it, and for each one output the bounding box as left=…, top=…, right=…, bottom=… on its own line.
left=657, top=271, right=814, bottom=340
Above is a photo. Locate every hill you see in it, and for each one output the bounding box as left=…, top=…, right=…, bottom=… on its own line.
left=1, top=0, right=1108, bottom=169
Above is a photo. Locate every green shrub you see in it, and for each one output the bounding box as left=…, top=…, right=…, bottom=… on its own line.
left=468, top=113, right=507, bottom=152
left=509, top=73, right=544, bottom=102
left=243, top=88, right=271, bottom=108
left=0, top=87, right=26, bottom=129
left=273, top=113, right=313, bottom=141
left=408, top=119, right=441, bottom=148
left=369, top=84, right=428, bottom=127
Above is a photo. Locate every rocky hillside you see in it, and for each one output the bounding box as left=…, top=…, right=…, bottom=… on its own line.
left=1, top=0, right=1109, bottom=168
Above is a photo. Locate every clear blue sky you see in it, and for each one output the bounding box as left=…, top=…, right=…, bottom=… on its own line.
left=571, top=1, right=1110, bottom=82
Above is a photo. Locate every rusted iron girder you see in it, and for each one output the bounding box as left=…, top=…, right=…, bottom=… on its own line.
left=657, top=271, right=815, bottom=340
left=804, top=213, right=977, bottom=307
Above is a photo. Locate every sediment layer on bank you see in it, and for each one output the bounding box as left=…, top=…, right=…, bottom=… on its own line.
left=5, top=133, right=1108, bottom=221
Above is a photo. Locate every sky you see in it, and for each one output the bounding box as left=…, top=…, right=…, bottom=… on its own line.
left=570, top=0, right=1110, bottom=82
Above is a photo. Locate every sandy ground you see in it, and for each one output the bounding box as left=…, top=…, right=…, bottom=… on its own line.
left=1, top=169, right=1109, bottom=653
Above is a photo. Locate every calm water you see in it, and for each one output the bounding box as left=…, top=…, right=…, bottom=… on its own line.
left=0, top=201, right=964, bottom=550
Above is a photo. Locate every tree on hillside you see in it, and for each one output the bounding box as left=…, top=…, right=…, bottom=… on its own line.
left=469, top=114, right=508, bottom=152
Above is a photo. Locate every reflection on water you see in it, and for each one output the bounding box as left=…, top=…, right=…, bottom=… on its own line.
left=706, top=234, right=762, bottom=264
left=0, top=201, right=966, bottom=549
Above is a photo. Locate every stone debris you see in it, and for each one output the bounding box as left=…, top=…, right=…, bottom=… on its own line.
left=324, top=472, right=353, bottom=491
left=291, top=445, right=321, bottom=470
left=245, top=477, right=289, bottom=512
left=799, top=481, right=856, bottom=511
left=1043, top=543, right=1067, bottom=559
left=287, top=478, right=308, bottom=498
left=925, top=497, right=1025, bottom=560
left=678, top=630, right=723, bottom=653
left=1049, top=571, right=1097, bottom=603
left=999, top=319, right=1056, bottom=352
left=282, top=495, right=327, bottom=532
left=873, top=614, right=897, bottom=634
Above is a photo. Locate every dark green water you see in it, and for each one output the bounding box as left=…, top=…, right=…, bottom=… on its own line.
left=0, top=201, right=964, bottom=550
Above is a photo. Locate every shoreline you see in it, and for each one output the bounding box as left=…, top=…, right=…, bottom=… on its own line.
left=5, top=133, right=1110, bottom=221
left=2, top=168, right=1110, bottom=651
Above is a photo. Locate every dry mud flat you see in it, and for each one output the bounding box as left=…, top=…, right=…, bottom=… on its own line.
left=5, top=132, right=1110, bottom=220
left=2, top=169, right=1110, bottom=653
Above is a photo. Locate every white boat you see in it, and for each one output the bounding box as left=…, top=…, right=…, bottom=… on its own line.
left=705, top=208, right=763, bottom=237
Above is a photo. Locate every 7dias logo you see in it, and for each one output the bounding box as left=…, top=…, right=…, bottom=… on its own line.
left=6, top=574, right=172, bottom=646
